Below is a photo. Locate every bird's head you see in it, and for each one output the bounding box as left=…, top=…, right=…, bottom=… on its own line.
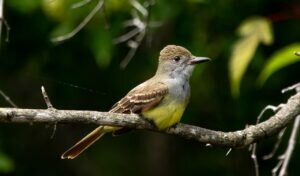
left=156, top=45, right=210, bottom=79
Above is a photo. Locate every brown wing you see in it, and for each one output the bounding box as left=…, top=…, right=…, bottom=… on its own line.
left=61, top=81, right=168, bottom=159
left=109, top=81, right=168, bottom=114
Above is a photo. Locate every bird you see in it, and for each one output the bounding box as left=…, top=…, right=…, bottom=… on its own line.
left=61, top=45, right=210, bottom=159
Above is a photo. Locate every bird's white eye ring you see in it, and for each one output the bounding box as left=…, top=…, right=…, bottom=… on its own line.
left=173, top=56, right=181, bottom=62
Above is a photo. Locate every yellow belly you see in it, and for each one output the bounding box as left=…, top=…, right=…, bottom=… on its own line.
left=142, top=101, right=186, bottom=130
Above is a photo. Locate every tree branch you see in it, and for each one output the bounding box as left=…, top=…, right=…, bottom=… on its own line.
left=0, top=91, right=299, bottom=148
left=278, top=115, right=300, bottom=176
left=51, top=0, right=104, bottom=43
left=0, top=89, right=18, bottom=107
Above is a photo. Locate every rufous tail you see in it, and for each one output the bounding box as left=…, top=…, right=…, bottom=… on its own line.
left=61, top=126, right=105, bottom=159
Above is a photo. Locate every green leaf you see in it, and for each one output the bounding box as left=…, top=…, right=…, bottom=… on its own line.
left=0, top=152, right=14, bottom=173
left=238, top=17, right=273, bottom=45
left=90, top=28, right=112, bottom=68
left=187, top=0, right=207, bottom=3
left=258, top=43, right=300, bottom=85
left=105, top=0, right=130, bottom=12
left=42, top=0, right=67, bottom=21
left=229, top=17, right=273, bottom=97
left=7, top=0, right=41, bottom=14
left=229, top=35, right=259, bottom=96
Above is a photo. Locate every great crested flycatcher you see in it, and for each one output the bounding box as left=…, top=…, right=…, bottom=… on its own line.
left=61, top=45, right=210, bottom=159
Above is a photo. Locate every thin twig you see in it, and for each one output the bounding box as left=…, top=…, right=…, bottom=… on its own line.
left=51, top=0, right=104, bottom=43
left=50, top=122, right=57, bottom=139
left=263, top=128, right=286, bottom=160
left=115, top=0, right=155, bottom=69
left=113, top=27, right=142, bottom=44
left=272, top=157, right=284, bottom=176
left=256, top=105, right=286, bottom=161
left=256, top=105, right=282, bottom=124
left=120, top=30, right=145, bottom=68
left=205, top=143, right=212, bottom=147
left=41, top=86, right=57, bottom=138
left=0, top=0, right=3, bottom=44
left=0, top=0, right=10, bottom=43
left=71, top=0, right=92, bottom=9
left=130, top=0, right=148, bottom=16
left=3, top=18, right=10, bottom=42
left=282, top=82, right=300, bottom=94
left=250, top=104, right=282, bottom=176
left=278, top=115, right=300, bottom=176
left=225, top=148, right=232, bottom=156
left=251, top=143, right=259, bottom=176
left=41, top=86, right=53, bottom=109
left=0, top=89, right=18, bottom=108
left=270, top=83, right=300, bottom=175
left=114, top=0, right=158, bottom=68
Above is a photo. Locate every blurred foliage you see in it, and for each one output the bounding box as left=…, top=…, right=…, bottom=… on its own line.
left=90, top=27, right=113, bottom=67
left=1, top=0, right=300, bottom=176
left=0, top=152, right=14, bottom=174
left=229, top=17, right=273, bottom=97
left=7, top=0, right=41, bottom=14
left=42, top=0, right=67, bottom=21
left=258, top=43, right=300, bottom=85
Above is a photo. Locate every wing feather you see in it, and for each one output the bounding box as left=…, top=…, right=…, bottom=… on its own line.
left=110, top=81, right=168, bottom=114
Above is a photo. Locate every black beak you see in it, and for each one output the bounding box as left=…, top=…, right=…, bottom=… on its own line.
left=189, top=56, right=211, bottom=65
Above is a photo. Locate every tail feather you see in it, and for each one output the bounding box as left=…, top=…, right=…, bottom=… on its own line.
left=61, top=126, right=105, bottom=159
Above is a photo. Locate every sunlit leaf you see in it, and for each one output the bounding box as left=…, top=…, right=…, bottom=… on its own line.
left=258, top=43, right=300, bottom=85
left=0, top=152, right=14, bottom=173
left=238, top=17, right=273, bottom=45
left=229, top=35, right=259, bottom=96
left=42, top=0, right=66, bottom=21
left=229, top=17, right=273, bottom=97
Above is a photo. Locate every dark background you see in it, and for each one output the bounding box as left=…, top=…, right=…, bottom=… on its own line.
left=0, top=0, right=300, bottom=175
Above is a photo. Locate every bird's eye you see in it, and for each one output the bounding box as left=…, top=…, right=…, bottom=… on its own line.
left=173, top=56, right=181, bottom=62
